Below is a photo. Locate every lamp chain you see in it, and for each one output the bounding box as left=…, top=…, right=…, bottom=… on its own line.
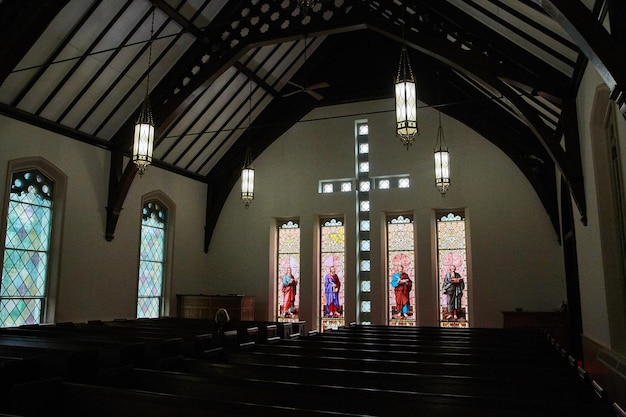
left=147, top=9, right=155, bottom=95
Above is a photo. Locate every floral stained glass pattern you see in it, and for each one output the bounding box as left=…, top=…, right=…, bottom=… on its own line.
left=437, top=212, right=469, bottom=328
left=137, top=201, right=167, bottom=318
left=277, top=220, right=300, bottom=322
left=387, top=215, right=415, bottom=326
left=321, top=218, right=345, bottom=331
left=1, top=170, right=53, bottom=327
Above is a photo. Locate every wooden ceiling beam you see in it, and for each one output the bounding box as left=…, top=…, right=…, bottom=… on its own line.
left=533, top=0, right=626, bottom=113
left=364, top=21, right=586, bottom=222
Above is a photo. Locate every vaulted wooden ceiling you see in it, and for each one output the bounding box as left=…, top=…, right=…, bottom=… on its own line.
left=1, top=0, right=625, bottom=248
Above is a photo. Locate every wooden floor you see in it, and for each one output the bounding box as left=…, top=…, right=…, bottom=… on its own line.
left=0, top=318, right=618, bottom=416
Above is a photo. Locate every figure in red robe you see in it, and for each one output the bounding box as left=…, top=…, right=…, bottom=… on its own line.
left=391, top=265, right=412, bottom=318
left=281, top=267, right=297, bottom=317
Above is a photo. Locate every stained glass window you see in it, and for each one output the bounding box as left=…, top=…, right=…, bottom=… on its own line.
left=321, top=218, right=345, bottom=331
left=1, top=170, right=54, bottom=327
left=137, top=200, right=167, bottom=318
left=437, top=212, right=469, bottom=328
left=277, top=220, right=300, bottom=322
left=387, top=215, right=416, bottom=326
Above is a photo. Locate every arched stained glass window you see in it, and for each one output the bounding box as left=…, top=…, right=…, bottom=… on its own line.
left=387, top=214, right=416, bottom=326
left=137, top=200, right=167, bottom=318
left=437, top=211, right=469, bottom=328
left=277, top=220, right=300, bottom=322
left=320, top=218, right=345, bottom=331
left=1, top=169, right=54, bottom=327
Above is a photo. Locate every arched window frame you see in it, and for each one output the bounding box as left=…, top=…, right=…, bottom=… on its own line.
left=137, top=191, right=175, bottom=318
left=589, top=84, right=626, bottom=350
left=0, top=157, right=67, bottom=326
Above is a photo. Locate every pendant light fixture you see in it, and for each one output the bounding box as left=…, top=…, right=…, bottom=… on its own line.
left=434, top=112, right=450, bottom=196
left=132, top=10, right=156, bottom=176
left=297, top=0, right=318, bottom=15
left=434, top=72, right=450, bottom=196
left=241, top=147, right=255, bottom=208
left=241, top=80, right=255, bottom=208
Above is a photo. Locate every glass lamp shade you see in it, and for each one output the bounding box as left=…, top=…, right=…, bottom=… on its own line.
left=241, top=166, right=255, bottom=208
left=434, top=147, right=450, bottom=196
left=395, top=48, right=418, bottom=148
left=241, top=147, right=255, bottom=208
left=132, top=96, right=154, bottom=176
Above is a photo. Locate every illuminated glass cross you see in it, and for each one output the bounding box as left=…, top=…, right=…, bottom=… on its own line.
left=319, top=121, right=410, bottom=324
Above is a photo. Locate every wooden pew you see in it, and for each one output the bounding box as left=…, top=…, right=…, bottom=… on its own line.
left=87, top=365, right=600, bottom=417
left=0, top=355, right=43, bottom=389
left=0, top=339, right=100, bottom=382
left=163, top=356, right=590, bottom=406
left=0, top=328, right=147, bottom=369
left=98, top=318, right=260, bottom=350
left=7, top=375, right=364, bottom=417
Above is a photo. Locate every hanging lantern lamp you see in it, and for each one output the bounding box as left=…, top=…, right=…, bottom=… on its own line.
left=394, top=47, right=418, bottom=149
left=241, top=147, right=255, bottom=208
left=434, top=113, right=450, bottom=196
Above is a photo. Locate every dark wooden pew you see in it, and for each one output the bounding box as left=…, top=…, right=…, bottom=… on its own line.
left=277, top=335, right=555, bottom=357
left=0, top=339, right=100, bottom=382
left=88, top=365, right=601, bottom=417
left=327, top=324, right=555, bottom=346
left=245, top=342, right=569, bottom=374
left=0, top=355, right=43, bottom=389
left=0, top=328, right=147, bottom=369
left=163, top=356, right=591, bottom=406
left=224, top=346, right=574, bottom=381
left=6, top=375, right=363, bottom=417
left=82, top=320, right=217, bottom=359
left=96, top=317, right=260, bottom=350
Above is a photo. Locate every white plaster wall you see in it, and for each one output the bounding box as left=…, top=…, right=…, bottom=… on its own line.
left=207, top=99, right=566, bottom=330
left=0, top=115, right=211, bottom=323
left=575, top=68, right=613, bottom=347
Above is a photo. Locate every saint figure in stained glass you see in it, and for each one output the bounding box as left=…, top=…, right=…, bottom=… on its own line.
left=277, top=220, right=300, bottom=321
left=437, top=212, right=469, bottom=327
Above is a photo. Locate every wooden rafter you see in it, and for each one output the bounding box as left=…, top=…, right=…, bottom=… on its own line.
left=534, top=0, right=626, bottom=113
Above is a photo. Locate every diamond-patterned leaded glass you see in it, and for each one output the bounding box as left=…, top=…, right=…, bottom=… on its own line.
left=1, top=169, right=53, bottom=327
left=137, top=200, right=167, bottom=319
left=277, top=220, right=300, bottom=322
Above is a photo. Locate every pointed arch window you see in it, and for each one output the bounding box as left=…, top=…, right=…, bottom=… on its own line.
left=320, top=218, right=345, bottom=331
left=387, top=214, right=416, bottom=326
left=277, top=219, right=300, bottom=322
left=137, top=199, right=169, bottom=318
left=1, top=159, right=66, bottom=327
left=436, top=211, right=469, bottom=328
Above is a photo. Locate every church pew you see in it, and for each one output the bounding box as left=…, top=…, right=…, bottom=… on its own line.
left=0, top=356, right=43, bottom=389
left=0, top=341, right=99, bottom=382
left=278, top=333, right=561, bottom=358
left=224, top=348, right=574, bottom=381
left=96, top=318, right=260, bottom=349
left=114, top=316, right=296, bottom=343
left=56, top=380, right=364, bottom=417
left=5, top=373, right=366, bottom=417
left=244, top=341, right=570, bottom=372
left=329, top=324, right=554, bottom=346
left=163, top=356, right=594, bottom=406
left=0, top=330, right=146, bottom=370
left=90, top=365, right=602, bottom=417
left=82, top=319, right=221, bottom=358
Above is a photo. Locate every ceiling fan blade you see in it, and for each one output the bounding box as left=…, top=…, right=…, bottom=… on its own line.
left=286, top=80, right=304, bottom=89
left=282, top=90, right=302, bottom=98
left=306, top=89, right=324, bottom=101
left=307, top=81, right=330, bottom=90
